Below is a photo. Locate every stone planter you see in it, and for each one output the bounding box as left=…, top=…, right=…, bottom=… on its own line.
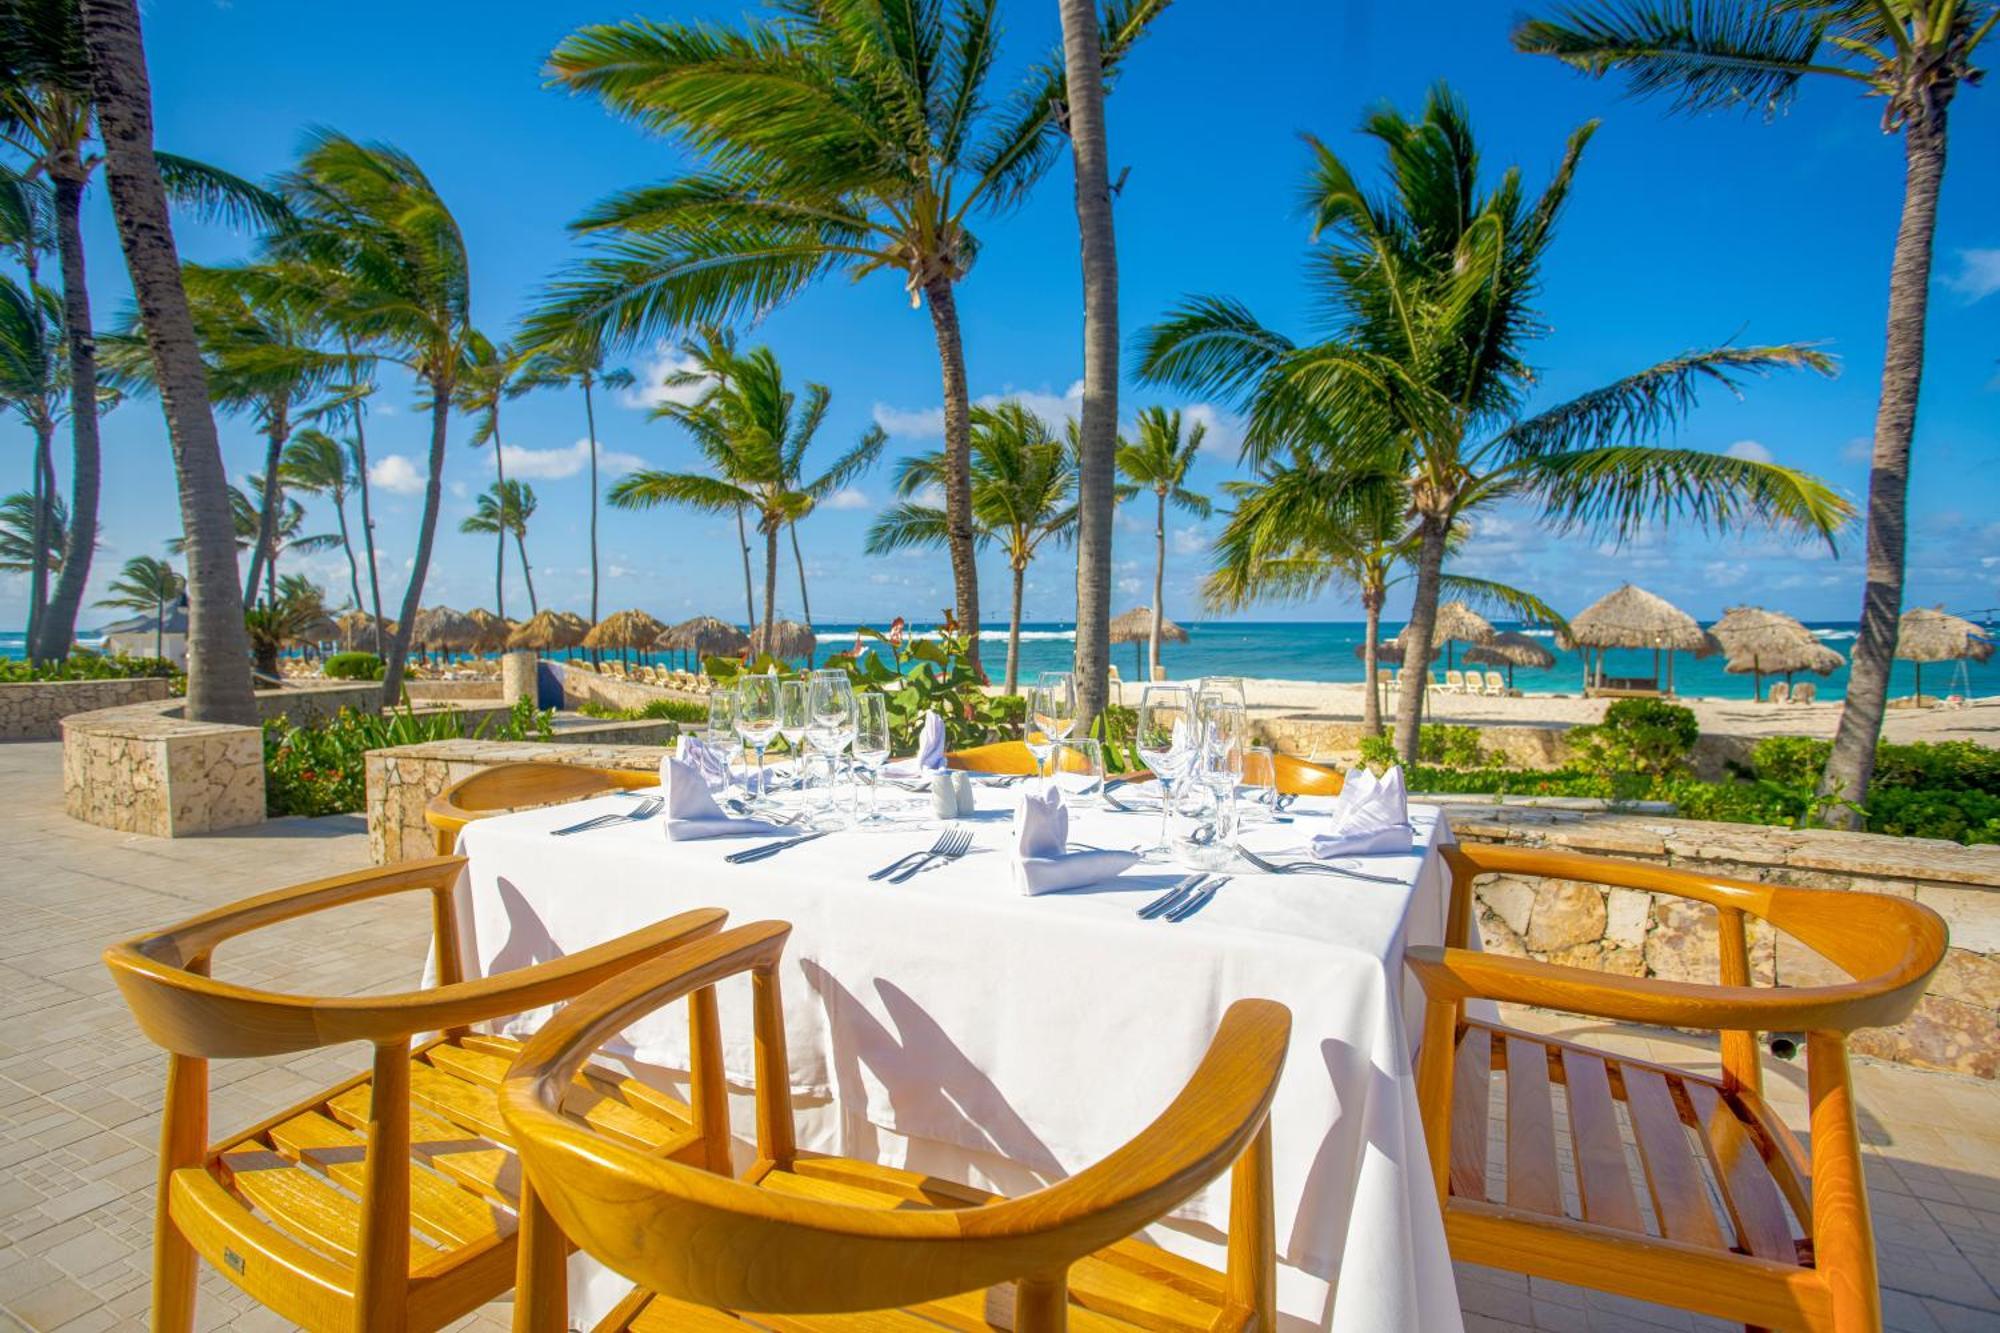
left=0, top=676, right=172, bottom=741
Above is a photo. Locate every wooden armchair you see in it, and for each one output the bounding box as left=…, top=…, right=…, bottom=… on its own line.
left=499, top=921, right=1292, bottom=1332
left=424, top=761, right=658, bottom=854
left=1407, top=844, right=1947, bottom=1333
left=103, top=857, right=728, bottom=1333
left=1272, top=752, right=1344, bottom=797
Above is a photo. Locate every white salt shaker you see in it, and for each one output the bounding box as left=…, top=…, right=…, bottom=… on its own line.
left=929, top=772, right=959, bottom=820
left=953, top=771, right=976, bottom=815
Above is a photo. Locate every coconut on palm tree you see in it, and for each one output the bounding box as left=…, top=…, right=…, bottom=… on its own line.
left=460, top=479, right=541, bottom=616
left=866, top=403, right=1081, bottom=694
left=279, top=426, right=365, bottom=621
left=267, top=130, right=475, bottom=706
left=95, top=553, right=181, bottom=658
left=611, top=344, right=882, bottom=649
left=1139, top=85, right=1852, bottom=766
left=512, top=327, right=633, bottom=626
left=1513, top=2, right=1993, bottom=818
left=537, top=1, right=1171, bottom=678
left=1117, top=407, right=1211, bottom=681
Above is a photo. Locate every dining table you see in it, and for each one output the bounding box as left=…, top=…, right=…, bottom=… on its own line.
left=428, top=772, right=1467, bottom=1332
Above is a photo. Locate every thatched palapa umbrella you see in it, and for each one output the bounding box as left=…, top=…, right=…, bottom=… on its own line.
left=585, top=610, right=668, bottom=665
left=464, top=607, right=512, bottom=654
left=413, top=606, right=480, bottom=656
left=1431, top=600, right=1498, bottom=669
left=1710, top=607, right=1841, bottom=700
left=1108, top=607, right=1188, bottom=679
left=1463, top=630, right=1556, bottom=689
left=1560, top=583, right=1717, bottom=696
left=335, top=610, right=390, bottom=652
left=1893, top=606, right=1994, bottom=702
left=747, top=619, right=818, bottom=661
left=658, top=615, right=751, bottom=670
left=508, top=609, right=588, bottom=655
left=1353, top=634, right=1441, bottom=668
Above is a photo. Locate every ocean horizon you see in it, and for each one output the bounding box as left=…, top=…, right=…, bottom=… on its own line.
left=11, top=618, right=1995, bottom=704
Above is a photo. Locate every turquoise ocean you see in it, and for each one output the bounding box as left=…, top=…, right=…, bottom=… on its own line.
left=15, top=619, right=1992, bottom=703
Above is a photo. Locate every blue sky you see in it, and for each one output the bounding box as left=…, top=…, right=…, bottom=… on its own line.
left=18, top=0, right=2000, bottom=632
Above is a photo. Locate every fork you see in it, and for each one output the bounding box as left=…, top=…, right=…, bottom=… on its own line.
left=1235, top=845, right=1407, bottom=884
left=886, top=828, right=972, bottom=883
left=869, top=829, right=959, bottom=881
left=552, top=795, right=662, bottom=837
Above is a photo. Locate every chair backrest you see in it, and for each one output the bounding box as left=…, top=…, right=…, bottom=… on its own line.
left=1445, top=670, right=1464, bottom=690
left=1274, top=752, right=1344, bottom=797
left=945, top=740, right=1041, bottom=775
left=1485, top=672, right=1505, bottom=694
left=500, top=922, right=1290, bottom=1323
left=425, top=761, right=658, bottom=854
left=1769, top=681, right=1790, bottom=704
left=1795, top=681, right=1816, bottom=704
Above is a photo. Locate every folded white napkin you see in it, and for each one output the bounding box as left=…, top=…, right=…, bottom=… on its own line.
left=671, top=735, right=732, bottom=792
left=1309, top=764, right=1414, bottom=858
left=1011, top=786, right=1138, bottom=896
left=662, top=756, right=786, bottom=840
left=884, top=711, right=948, bottom=778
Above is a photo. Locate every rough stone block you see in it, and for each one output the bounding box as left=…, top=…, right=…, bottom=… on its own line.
left=1525, top=879, right=1606, bottom=954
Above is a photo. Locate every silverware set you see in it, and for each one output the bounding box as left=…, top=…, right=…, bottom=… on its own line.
left=551, top=796, right=663, bottom=836
left=1135, top=873, right=1230, bottom=922
left=870, top=829, right=973, bottom=883
left=1233, top=845, right=1408, bottom=884
left=724, top=829, right=833, bottom=864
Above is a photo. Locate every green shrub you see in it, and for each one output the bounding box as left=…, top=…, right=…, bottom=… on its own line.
left=322, top=651, right=385, bottom=680
left=577, top=697, right=707, bottom=724
left=0, top=650, right=179, bottom=683
left=1356, top=731, right=1398, bottom=773
left=1418, top=724, right=1488, bottom=768
left=264, top=697, right=554, bottom=817
left=1566, top=698, right=1700, bottom=780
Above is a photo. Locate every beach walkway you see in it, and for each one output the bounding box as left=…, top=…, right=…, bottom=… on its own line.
left=0, top=739, right=1994, bottom=1331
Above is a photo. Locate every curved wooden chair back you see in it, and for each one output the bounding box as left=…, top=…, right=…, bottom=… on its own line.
left=1406, top=843, right=1948, bottom=1333
left=425, top=761, right=657, bottom=854
left=945, top=740, right=1042, bottom=776
left=500, top=922, right=1291, bottom=1328
left=1273, top=752, right=1344, bottom=797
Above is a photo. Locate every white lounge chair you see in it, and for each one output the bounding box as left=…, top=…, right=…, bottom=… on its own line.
left=1793, top=681, right=1817, bottom=705
left=1768, top=681, right=1791, bottom=705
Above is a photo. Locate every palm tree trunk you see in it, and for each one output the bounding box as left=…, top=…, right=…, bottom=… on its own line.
left=735, top=503, right=755, bottom=631
left=35, top=173, right=101, bottom=662
left=1362, top=584, right=1384, bottom=735
left=788, top=521, right=814, bottom=667
left=26, top=418, right=52, bottom=663
left=514, top=530, right=538, bottom=615
left=1006, top=560, right=1025, bottom=695
left=346, top=340, right=387, bottom=654
left=381, top=388, right=450, bottom=706
left=761, top=521, right=779, bottom=653
left=1059, top=0, right=1118, bottom=727
left=332, top=492, right=363, bottom=623
left=922, top=276, right=982, bottom=676
left=79, top=0, right=257, bottom=725
left=1150, top=491, right=1166, bottom=680
left=583, top=377, right=601, bottom=624
left=1819, top=111, right=1948, bottom=827
left=1392, top=513, right=1449, bottom=767
left=153, top=592, right=163, bottom=660
left=242, top=415, right=285, bottom=606
left=491, top=425, right=508, bottom=620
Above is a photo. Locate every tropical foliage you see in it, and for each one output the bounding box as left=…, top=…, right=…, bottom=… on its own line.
left=460, top=479, right=541, bottom=615
left=94, top=553, right=182, bottom=659
left=264, top=696, right=553, bottom=817
left=1116, top=407, right=1210, bottom=681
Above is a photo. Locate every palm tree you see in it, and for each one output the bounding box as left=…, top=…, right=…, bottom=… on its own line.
left=1116, top=407, right=1211, bottom=681
left=1513, top=3, right=1994, bottom=818
left=460, top=479, right=540, bottom=616
left=514, top=328, right=633, bottom=626
left=74, top=0, right=259, bottom=725
left=0, top=273, right=61, bottom=656
left=268, top=130, right=474, bottom=706
left=241, top=577, right=323, bottom=679
left=0, top=488, right=64, bottom=576
left=279, top=426, right=364, bottom=620
left=1, top=0, right=286, bottom=663
left=866, top=403, right=1079, bottom=694
left=1139, top=85, right=1852, bottom=766
left=642, top=325, right=757, bottom=629
left=454, top=333, right=520, bottom=618
left=95, top=553, right=181, bottom=658
left=537, top=1, right=1171, bottom=679
left=611, top=344, right=882, bottom=649
left=169, top=481, right=337, bottom=606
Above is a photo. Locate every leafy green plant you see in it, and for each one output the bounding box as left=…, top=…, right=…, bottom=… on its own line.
left=322, top=651, right=385, bottom=680
left=577, top=697, right=706, bottom=724
left=264, top=698, right=554, bottom=817
left=1357, top=731, right=1399, bottom=774
left=0, top=650, right=179, bottom=683
left=1565, top=699, right=1700, bottom=781
left=1418, top=724, right=1488, bottom=768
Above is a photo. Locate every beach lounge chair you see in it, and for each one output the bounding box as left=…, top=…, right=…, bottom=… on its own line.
left=1793, top=681, right=1817, bottom=704
left=1768, top=681, right=1790, bottom=705
left=1445, top=669, right=1467, bottom=694
left=1483, top=671, right=1508, bottom=697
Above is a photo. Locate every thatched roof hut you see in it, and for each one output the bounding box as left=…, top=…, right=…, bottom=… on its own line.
left=1108, top=607, right=1189, bottom=678
left=1353, top=635, right=1440, bottom=668
left=289, top=612, right=339, bottom=647
left=747, top=619, right=818, bottom=660
left=1894, top=606, right=1994, bottom=700
left=508, top=609, right=588, bottom=652
left=1560, top=583, right=1717, bottom=696
left=1464, top=630, right=1556, bottom=687
left=1434, top=601, right=1497, bottom=646
left=413, top=606, right=479, bottom=651
left=584, top=609, right=667, bottom=651
left=464, top=607, right=512, bottom=653
left=335, top=610, right=389, bottom=651
left=1711, top=606, right=1841, bottom=699
left=658, top=616, right=750, bottom=667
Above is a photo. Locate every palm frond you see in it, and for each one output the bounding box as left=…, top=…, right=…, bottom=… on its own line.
left=153, top=152, right=291, bottom=232
left=1437, top=573, right=1570, bottom=634
left=607, top=469, right=755, bottom=514
left=864, top=500, right=956, bottom=555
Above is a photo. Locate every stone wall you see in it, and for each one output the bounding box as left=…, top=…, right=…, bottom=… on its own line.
left=61, top=704, right=261, bottom=837
left=253, top=682, right=384, bottom=725
left=561, top=665, right=708, bottom=715
left=404, top=679, right=504, bottom=703
left=0, top=676, right=172, bottom=741
left=1449, top=803, right=2000, bottom=1079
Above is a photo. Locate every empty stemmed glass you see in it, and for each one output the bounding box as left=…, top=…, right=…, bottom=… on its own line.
left=734, top=675, right=780, bottom=801
left=806, top=671, right=857, bottom=821
left=1135, top=684, right=1194, bottom=862
left=851, top=691, right=891, bottom=824
left=1028, top=671, right=1075, bottom=786
left=778, top=679, right=809, bottom=787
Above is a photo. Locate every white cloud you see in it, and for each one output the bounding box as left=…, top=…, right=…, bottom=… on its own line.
left=1943, top=247, right=2000, bottom=303
left=369, top=454, right=425, bottom=495
left=1841, top=436, right=1873, bottom=464
left=1181, top=403, right=1245, bottom=456
left=872, top=403, right=947, bottom=438
left=499, top=438, right=645, bottom=481
left=1725, top=439, right=1773, bottom=464
left=617, top=344, right=712, bottom=411
left=1703, top=560, right=1748, bottom=588
left=822, top=486, right=870, bottom=511
left=1170, top=525, right=1209, bottom=556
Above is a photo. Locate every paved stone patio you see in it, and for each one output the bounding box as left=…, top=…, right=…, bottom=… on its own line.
left=0, top=739, right=1994, bottom=1332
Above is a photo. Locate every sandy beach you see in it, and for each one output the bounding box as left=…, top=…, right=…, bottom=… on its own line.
left=1156, top=677, right=2000, bottom=747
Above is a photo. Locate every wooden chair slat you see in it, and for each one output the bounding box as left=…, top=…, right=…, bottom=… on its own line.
left=425, top=1039, right=695, bottom=1153
left=1685, top=1082, right=1797, bottom=1263
left=219, top=1146, right=444, bottom=1270
left=1560, top=1050, right=1644, bottom=1234
left=409, top=1057, right=512, bottom=1141
left=1504, top=1036, right=1561, bottom=1216
left=1449, top=1025, right=1492, bottom=1200
left=1620, top=1067, right=1726, bottom=1250
left=266, top=1111, right=513, bottom=1251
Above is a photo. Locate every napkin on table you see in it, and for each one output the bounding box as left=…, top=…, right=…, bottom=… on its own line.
left=1309, top=764, right=1415, bottom=858
left=1011, top=786, right=1138, bottom=896
left=661, top=756, right=787, bottom=841
left=884, top=711, right=948, bottom=778
left=671, top=734, right=733, bottom=792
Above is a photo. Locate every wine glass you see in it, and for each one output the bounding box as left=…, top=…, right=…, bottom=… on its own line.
left=1241, top=744, right=1277, bottom=823
left=1024, top=683, right=1056, bottom=783
left=1036, top=671, right=1076, bottom=742
left=1135, top=684, right=1194, bottom=861
left=734, top=675, right=780, bottom=801
left=704, top=691, right=734, bottom=748
left=806, top=671, right=857, bottom=820
left=778, top=679, right=809, bottom=787
left=852, top=691, right=891, bottom=824
left=1053, top=736, right=1106, bottom=806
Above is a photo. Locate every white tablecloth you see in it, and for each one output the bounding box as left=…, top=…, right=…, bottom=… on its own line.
left=437, top=785, right=1462, bottom=1332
